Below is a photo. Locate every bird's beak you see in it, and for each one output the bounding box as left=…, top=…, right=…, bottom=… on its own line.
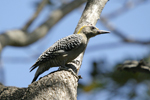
left=97, top=30, right=110, bottom=34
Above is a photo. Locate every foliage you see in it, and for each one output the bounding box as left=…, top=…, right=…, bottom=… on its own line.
left=78, top=57, right=150, bottom=100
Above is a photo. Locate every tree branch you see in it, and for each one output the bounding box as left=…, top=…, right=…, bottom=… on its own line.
left=106, top=0, right=147, bottom=19
left=0, top=0, right=86, bottom=52
left=118, top=60, right=150, bottom=74
left=100, top=17, right=150, bottom=45
left=22, top=0, right=49, bottom=31
left=0, top=71, right=78, bottom=100
left=0, top=0, right=109, bottom=99
left=71, top=0, right=109, bottom=74
left=100, top=0, right=150, bottom=45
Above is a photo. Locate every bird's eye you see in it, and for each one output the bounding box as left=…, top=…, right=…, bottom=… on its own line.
left=91, top=26, right=95, bottom=30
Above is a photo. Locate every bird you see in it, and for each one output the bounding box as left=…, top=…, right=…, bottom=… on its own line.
left=30, top=25, right=109, bottom=83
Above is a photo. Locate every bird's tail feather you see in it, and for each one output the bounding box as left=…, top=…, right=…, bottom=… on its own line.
left=30, top=65, right=37, bottom=72
left=31, top=65, right=46, bottom=83
left=31, top=75, right=39, bottom=83
left=30, top=62, right=40, bottom=72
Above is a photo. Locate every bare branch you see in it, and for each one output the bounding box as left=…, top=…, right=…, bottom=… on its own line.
left=0, top=0, right=109, bottom=99
left=100, top=17, right=150, bottom=45
left=71, top=0, right=109, bottom=74
left=0, top=0, right=86, bottom=52
left=99, top=0, right=150, bottom=46
left=106, top=0, right=147, bottom=19
left=22, top=0, right=49, bottom=31
left=118, top=60, right=150, bottom=74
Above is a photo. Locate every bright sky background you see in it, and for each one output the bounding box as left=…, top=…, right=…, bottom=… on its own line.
left=0, top=1, right=150, bottom=98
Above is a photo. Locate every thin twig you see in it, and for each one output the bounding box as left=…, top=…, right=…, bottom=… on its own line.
left=105, top=0, right=147, bottom=19
left=0, top=0, right=86, bottom=52
left=100, top=17, right=150, bottom=44
left=100, top=0, right=149, bottom=44
left=22, top=0, right=49, bottom=31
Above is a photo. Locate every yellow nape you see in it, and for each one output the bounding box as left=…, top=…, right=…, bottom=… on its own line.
left=77, top=26, right=87, bottom=34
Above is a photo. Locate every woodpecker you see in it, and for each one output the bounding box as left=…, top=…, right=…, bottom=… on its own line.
left=30, top=25, right=109, bottom=83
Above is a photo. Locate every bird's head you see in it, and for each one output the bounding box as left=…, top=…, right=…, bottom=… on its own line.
left=77, top=25, right=110, bottom=38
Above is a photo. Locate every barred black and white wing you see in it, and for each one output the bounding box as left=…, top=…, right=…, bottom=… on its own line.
left=30, top=34, right=83, bottom=72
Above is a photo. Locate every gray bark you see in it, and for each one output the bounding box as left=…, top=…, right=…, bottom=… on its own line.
left=0, top=0, right=109, bottom=100
left=72, top=0, right=109, bottom=74
left=0, top=71, right=78, bottom=100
